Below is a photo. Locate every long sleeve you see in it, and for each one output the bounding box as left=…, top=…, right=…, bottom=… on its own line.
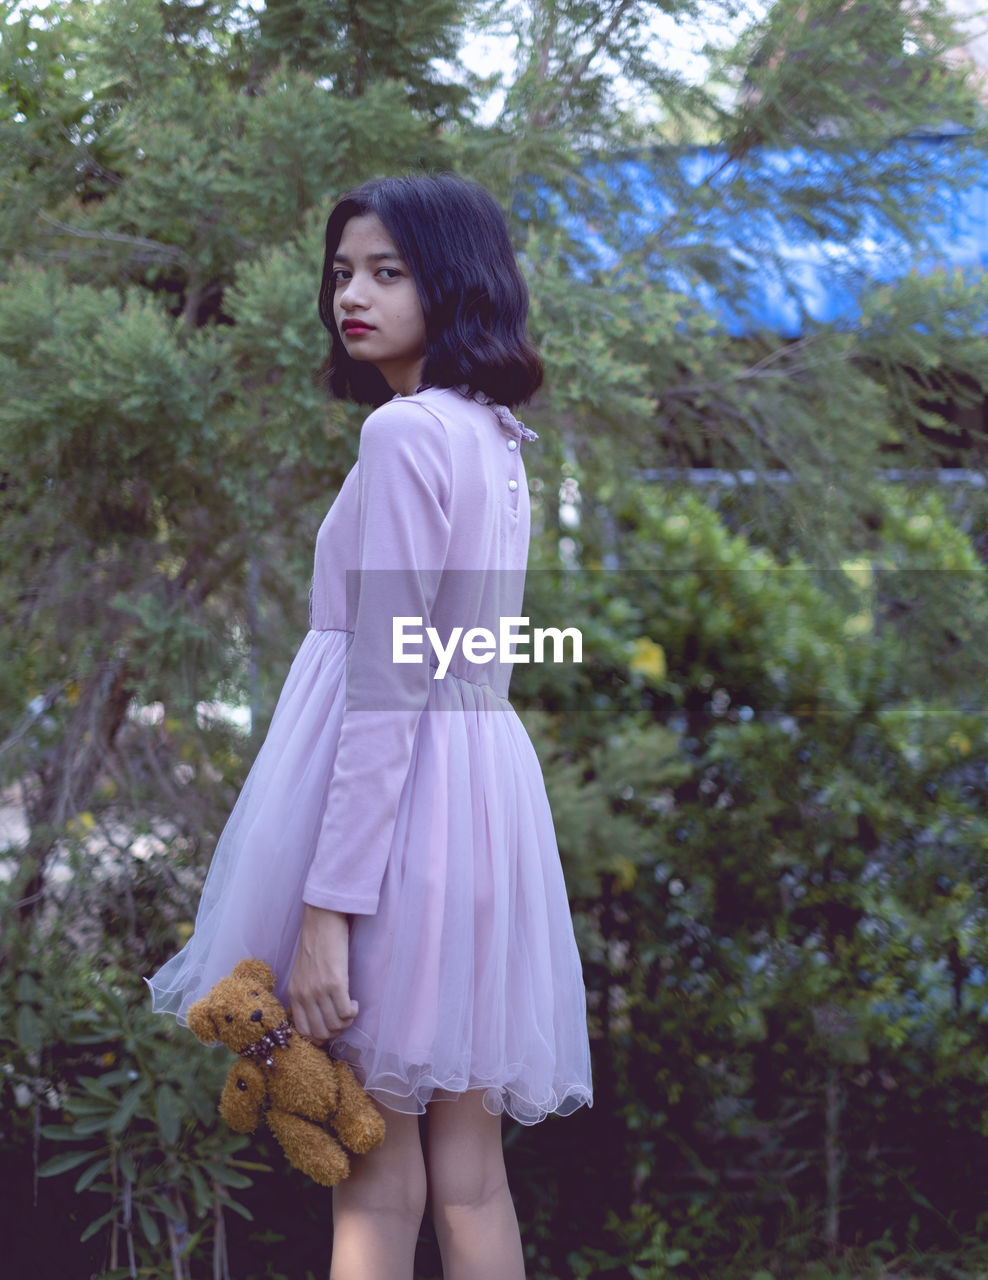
left=302, top=399, right=452, bottom=914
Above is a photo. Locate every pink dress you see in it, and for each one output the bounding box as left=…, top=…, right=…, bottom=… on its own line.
left=148, top=386, right=593, bottom=1124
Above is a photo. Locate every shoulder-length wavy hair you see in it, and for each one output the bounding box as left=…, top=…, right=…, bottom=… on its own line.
left=317, top=173, right=543, bottom=408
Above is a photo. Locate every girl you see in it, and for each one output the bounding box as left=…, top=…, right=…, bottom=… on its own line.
left=149, top=173, right=593, bottom=1280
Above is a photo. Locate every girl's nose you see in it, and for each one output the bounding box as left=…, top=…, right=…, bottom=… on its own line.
left=339, top=277, right=368, bottom=310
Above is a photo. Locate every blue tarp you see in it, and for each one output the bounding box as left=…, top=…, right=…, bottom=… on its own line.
left=572, top=134, right=988, bottom=336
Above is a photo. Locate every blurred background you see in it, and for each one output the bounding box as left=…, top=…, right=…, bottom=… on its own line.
left=3, top=1, right=988, bottom=1276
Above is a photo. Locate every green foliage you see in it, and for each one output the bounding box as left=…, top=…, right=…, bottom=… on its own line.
left=254, top=0, right=469, bottom=116
left=509, top=486, right=988, bottom=1278
left=1, top=922, right=255, bottom=1278
left=568, top=1206, right=691, bottom=1278
left=726, top=0, right=979, bottom=147
left=857, top=269, right=988, bottom=461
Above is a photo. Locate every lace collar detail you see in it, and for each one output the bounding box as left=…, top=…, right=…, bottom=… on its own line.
left=391, top=385, right=539, bottom=443
left=470, top=390, right=539, bottom=442
left=486, top=400, right=539, bottom=442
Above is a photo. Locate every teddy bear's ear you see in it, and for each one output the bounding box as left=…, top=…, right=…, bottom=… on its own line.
left=186, top=998, right=219, bottom=1044
left=232, top=958, right=276, bottom=991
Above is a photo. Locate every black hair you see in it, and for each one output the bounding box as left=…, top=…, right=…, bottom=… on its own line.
left=317, top=173, right=543, bottom=408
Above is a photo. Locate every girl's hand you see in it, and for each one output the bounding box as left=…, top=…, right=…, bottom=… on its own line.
left=288, top=905, right=358, bottom=1043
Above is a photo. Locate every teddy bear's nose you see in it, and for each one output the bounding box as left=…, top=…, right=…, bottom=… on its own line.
left=250, top=1009, right=263, bottom=1022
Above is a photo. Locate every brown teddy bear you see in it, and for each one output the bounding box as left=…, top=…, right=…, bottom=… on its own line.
left=187, top=958, right=386, bottom=1187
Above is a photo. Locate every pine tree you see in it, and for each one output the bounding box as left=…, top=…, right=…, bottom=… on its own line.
left=0, top=0, right=454, bottom=925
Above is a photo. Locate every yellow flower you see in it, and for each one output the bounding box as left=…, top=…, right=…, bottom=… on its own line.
left=614, top=857, right=637, bottom=890
left=629, top=637, right=667, bottom=682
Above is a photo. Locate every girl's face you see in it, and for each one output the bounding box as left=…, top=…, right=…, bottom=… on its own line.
left=332, top=212, right=427, bottom=397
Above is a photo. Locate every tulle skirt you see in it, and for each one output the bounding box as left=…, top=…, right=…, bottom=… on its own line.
left=147, top=628, right=593, bottom=1125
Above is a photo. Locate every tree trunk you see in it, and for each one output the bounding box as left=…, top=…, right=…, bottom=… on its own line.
left=11, top=658, right=133, bottom=926
left=823, top=1066, right=844, bottom=1253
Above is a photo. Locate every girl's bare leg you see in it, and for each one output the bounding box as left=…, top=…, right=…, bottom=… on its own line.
left=329, top=1107, right=426, bottom=1280
left=426, top=1091, right=526, bottom=1280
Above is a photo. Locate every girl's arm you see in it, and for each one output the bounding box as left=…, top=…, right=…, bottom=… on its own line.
left=302, top=398, right=451, bottom=915
left=289, top=399, right=452, bottom=1039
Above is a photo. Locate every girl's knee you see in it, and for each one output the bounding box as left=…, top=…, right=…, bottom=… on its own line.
left=335, top=1107, right=427, bottom=1221
left=425, top=1092, right=509, bottom=1210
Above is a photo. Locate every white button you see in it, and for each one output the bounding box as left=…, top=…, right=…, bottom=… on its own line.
left=507, top=439, right=518, bottom=451
left=507, top=479, right=518, bottom=491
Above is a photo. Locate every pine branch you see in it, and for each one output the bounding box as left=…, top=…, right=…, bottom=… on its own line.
left=558, top=0, right=637, bottom=103
left=37, top=213, right=193, bottom=267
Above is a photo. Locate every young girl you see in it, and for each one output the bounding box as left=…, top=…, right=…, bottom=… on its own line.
left=149, top=173, right=593, bottom=1280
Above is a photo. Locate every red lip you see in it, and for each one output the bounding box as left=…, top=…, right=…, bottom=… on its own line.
left=342, top=320, right=374, bottom=334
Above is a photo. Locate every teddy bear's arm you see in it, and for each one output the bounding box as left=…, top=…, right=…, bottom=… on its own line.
left=219, top=1061, right=266, bottom=1133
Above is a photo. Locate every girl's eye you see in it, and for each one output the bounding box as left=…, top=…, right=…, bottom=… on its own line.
left=332, top=266, right=402, bottom=284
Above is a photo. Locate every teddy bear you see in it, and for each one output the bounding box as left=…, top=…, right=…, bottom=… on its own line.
left=186, top=958, right=386, bottom=1187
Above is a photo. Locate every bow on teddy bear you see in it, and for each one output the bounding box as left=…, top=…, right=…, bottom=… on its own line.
left=186, top=958, right=386, bottom=1187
